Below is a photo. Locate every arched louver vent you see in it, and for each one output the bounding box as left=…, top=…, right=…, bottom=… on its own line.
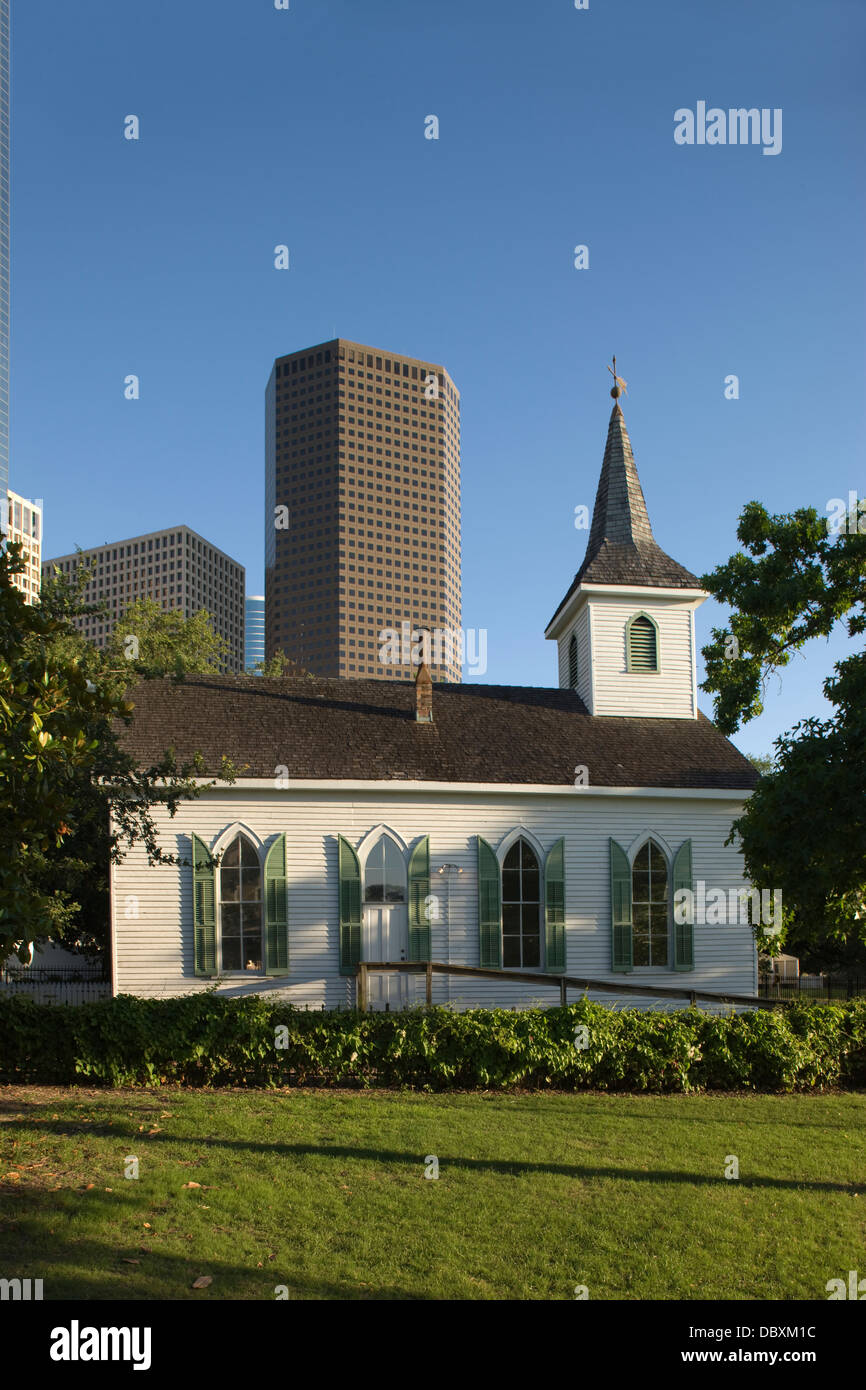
left=568, top=633, right=578, bottom=688
left=628, top=614, right=658, bottom=672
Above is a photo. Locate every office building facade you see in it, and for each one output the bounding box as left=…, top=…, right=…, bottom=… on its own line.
left=6, top=490, right=41, bottom=603
left=265, top=337, right=461, bottom=681
left=43, top=525, right=245, bottom=672
left=245, top=594, right=265, bottom=672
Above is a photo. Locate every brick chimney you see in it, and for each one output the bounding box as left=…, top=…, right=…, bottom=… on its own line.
left=415, top=662, right=433, bottom=723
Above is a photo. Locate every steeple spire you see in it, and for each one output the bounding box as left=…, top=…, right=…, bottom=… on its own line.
left=546, top=375, right=699, bottom=631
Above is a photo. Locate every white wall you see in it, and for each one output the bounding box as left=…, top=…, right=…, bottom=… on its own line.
left=586, top=593, right=696, bottom=718
left=112, top=786, right=757, bottom=1010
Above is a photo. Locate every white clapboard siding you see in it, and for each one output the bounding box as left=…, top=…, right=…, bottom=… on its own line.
left=557, top=607, right=593, bottom=711
left=112, top=788, right=757, bottom=1010
left=588, top=594, right=696, bottom=718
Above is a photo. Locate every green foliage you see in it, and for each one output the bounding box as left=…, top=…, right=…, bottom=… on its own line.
left=700, top=501, right=866, bottom=954
left=2, top=561, right=231, bottom=959
left=253, top=648, right=314, bottom=678
left=106, top=597, right=229, bottom=679
left=1, top=993, right=864, bottom=1092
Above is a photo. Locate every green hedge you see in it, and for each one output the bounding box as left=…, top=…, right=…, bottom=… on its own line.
left=1, top=993, right=865, bottom=1091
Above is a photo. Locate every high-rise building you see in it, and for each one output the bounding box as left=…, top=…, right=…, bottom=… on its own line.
left=0, top=1, right=11, bottom=534
left=245, top=594, right=265, bottom=672
left=6, top=490, right=41, bottom=603
left=43, top=525, right=245, bottom=672
left=265, top=337, right=462, bottom=681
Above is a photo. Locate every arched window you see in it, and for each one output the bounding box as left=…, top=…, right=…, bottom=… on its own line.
left=502, top=838, right=541, bottom=968
left=627, top=613, right=659, bottom=672
left=568, top=633, right=578, bottom=688
left=364, top=834, right=406, bottom=903
left=219, top=833, right=262, bottom=971
left=631, top=839, right=669, bottom=967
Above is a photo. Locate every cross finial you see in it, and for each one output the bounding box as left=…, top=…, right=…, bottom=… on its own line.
left=607, top=355, right=627, bottom=401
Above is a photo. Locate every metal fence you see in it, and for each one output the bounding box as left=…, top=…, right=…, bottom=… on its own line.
left=758, top=974, right=866, bottom=1001
left=0, top=966, right=110, bottom=1006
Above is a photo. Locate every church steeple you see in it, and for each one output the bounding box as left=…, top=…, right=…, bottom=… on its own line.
left=548, top=393, right=698, bottom=634
left=545, top=370, right=707, bottom=719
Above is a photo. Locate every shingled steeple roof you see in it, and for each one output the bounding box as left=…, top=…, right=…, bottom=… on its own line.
left=548, top=401, right=700, bottom=628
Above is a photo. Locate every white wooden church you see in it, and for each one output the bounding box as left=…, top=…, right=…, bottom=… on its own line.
left=110, top=398, right=760, bottom=1010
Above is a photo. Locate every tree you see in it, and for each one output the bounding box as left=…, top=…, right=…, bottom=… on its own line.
left=253, top=648, right=313, bottom=678
left=3, top=560, right=232, bottom=960
left=700, top=501, right=866, bottom=958
left=747, top=753, right=776, bottom=777
left=106, top=597, right=229, bottom=678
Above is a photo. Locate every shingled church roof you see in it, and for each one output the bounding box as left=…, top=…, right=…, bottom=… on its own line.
left=548, top=403, right=700, bottom=629
left=118, top=674, right=758, bottom=791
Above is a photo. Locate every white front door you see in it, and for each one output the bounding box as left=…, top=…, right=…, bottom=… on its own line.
left=363, top=904, right=410, bottom=1010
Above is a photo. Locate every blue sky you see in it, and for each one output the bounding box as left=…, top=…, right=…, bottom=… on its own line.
left=9, top=0, right=864, bottom=756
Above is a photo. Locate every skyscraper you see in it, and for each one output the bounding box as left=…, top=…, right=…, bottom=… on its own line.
left=265, top=338, right=462, bottom=681
left=0, top=0, right=10, bottom=535
left=43, top=525, right=245, bottom=672
left=245, top=594, right=265, bottom=672
left=6, top=490, right=41, bottom=602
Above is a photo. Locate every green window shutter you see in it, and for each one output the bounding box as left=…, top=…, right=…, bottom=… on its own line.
left=338, top=834, right=362, bottom=975
left=672, top=838, right=694, bottom=971
left=544, top=838, right=566, bottom=973
left=264, top=833, right=289, bottom=976
left=477, top=836, right=502, bottom=969
left=610, top=838, right=633, bottom=973
left=192, top=833, right=216, bottom=977
left=408, top=835, right=431, bottom=962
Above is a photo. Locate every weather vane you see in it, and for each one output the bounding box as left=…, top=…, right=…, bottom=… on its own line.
left=608, top=355, right=627, bottom=401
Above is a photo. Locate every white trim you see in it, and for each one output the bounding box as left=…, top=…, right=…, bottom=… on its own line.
left=175, top=777, right=751, bottom=801
left=626, top=829, right=674, bottom=864
left=495, top=825, right=547, bottom=864
left=354, top=823, right=409, bottom=860
left=546, top=583, right=708, bottom=640
left=690, top=608, right=698, bottom=718
left=209, top=821, right=266, bottom=857
left=588, top=603, right=596, bottom=713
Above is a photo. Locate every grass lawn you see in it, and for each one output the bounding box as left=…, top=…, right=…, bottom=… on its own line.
left=1, top=1087, right=864, bottom=1301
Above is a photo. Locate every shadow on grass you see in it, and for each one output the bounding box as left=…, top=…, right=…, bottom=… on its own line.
left=3, top=1117, right=862, bottom=1194
left=0, top=1185, right=424, bottom=1301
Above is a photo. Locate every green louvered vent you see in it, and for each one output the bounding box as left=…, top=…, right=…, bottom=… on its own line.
left=628, top=615, right=657, bottom=672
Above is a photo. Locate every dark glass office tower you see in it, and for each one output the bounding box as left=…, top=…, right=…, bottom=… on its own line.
left=265, top=338, right=462, bottom=681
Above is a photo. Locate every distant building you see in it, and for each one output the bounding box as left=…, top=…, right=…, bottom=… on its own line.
left=245, top=594, right=265, bottom=672
left=6, top=491, right=42, bottom=603
left=43, top=525, right=245, bottom=673
left=265, top=337, right=462, bottom=681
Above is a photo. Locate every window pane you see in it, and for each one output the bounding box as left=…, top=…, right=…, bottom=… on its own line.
left=633, top=932, right=649, bottom=967
left=522, top=863, right=540, bottom=902
left=651, top=929, right=668, bottom=968
left=503, top=935, right=521, bottom=967
left=523, top=935, right=540, bottom=968
left=632, top=903, right=649, bottom=932
left=242, top=935, right=263, bottom=971
left=383, top=838, right=405, bottom=900
left=503, top=843, right=521, bottom=871
left=503, top=904, right=520, bottom=934
left=521, top=841, right=538, bottom=874
left=240, top=836, right=259, bottom=867
left=222, top=936, right=241, bottom=971
left=222, top=838, right=240, bottom=867
left=242, top=903, right=261, bottom=932
left=241, top=868, right=261, bottom=902
left=221, top=868, right=240, bottom=902
left=221, top=904, right=240, bottom=936
left=521, top=903, right=539, bottom=936
left=502, top=868, right=520, bottom=901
